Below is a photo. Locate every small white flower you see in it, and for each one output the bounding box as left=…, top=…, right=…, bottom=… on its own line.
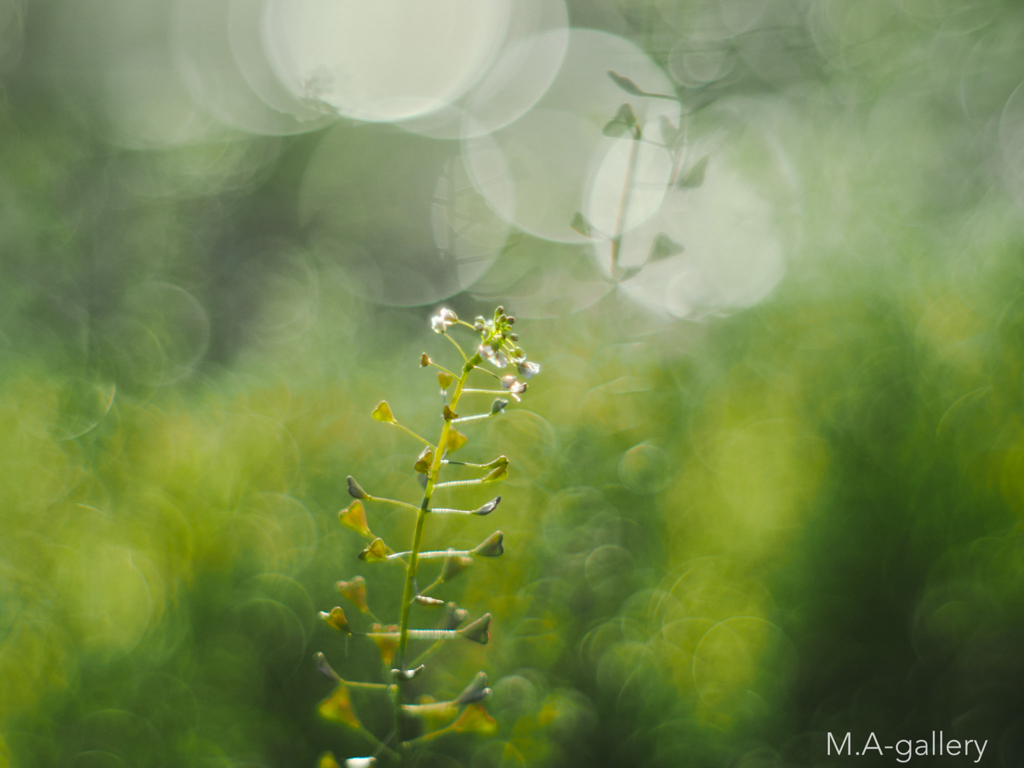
left=499, top=375, right=527, bottom=401
left=517, top=360, right=540, bottom=379
left=479, top=345, right=508, bottom=368
left=431, top=308, right=458, bottom=333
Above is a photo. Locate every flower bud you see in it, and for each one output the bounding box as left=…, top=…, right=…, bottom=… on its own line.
left=490, top=398, right=509, bottom=415
left=371, top=401, right=396, bottom=423
left=420, top=353, right=430, bottom=367
left=472, top=531, right=504, bottom=557
left=345, top=759, right=377, bottom=768
left=457, top=613, right=492, bottom=644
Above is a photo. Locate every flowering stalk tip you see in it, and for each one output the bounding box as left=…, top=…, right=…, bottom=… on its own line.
left=315, top=307, right=541, bottom=761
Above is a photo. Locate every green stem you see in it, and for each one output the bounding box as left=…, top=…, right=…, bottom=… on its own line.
left=392, top=422, right=435, bottom=449
left=394, top=352, right=481, bottom=750
left=428, top=361, right=461, bottom=380
left=442, top=332, right=468, bottom=362
left=372, top=497, right=421, bottom=513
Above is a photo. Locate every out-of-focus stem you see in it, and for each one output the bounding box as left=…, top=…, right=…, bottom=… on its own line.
left=610, top=129, right=641, bottom=278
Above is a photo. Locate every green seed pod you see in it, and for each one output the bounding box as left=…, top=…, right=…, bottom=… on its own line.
left=313, top=651, right=342, bottom=682
left=319, top=606, right=351, bottom=633
left=472, top=531, right=504, bottom=557
left=440, top=602, right=469, bottom=630
left=456, top=672, right=491, bottom=705
left=346, top=476, right=369, bottom=500
left=458, top=613, right=492, bottom=644
left=473, top=496, right=501, bottom=516
left=414, top=446, right=435, bottom=474
left=336, top=576, right=369, bottom=613
left=371, top=401, right=396, bottom=423
left=317, top=683, right=360, bottom=729
left=447, top=428, right=468, bottom=453
left=358, top=538, right=388, bottom=563
left=440, top=554, right=473, bottom=582
left=414, top=595, right=445, bottom=607
left=339, top=501, right=373, bottom=538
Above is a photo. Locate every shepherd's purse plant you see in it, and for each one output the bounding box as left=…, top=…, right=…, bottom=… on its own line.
left=314, top=306, right=540, bottom=768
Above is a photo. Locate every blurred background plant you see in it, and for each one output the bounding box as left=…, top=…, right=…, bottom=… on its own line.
left=3, top=0, right=1024, bottom=766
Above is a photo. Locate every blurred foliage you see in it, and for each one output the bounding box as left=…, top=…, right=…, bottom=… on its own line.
left=3, top=0, right=1024, bottom=767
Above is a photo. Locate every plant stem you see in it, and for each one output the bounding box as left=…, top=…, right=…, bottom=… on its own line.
left=389, top=422, right=435, bottom=449
left=393, top=353, right=480, bottom=751
left=610, top=129, right=642, bottom=278
left=442, top=332, right=468, bottom=362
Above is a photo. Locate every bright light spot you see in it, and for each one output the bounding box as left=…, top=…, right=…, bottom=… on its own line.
left=463, top=29, right=681, bottom=244
left=619, top=443, right=671, bottom=494
left=228, top=0, right=336, bottom=128
left=610, top=167, right=786, bottom=319
left=585, top=139, right=673, bottom=237
left=263, top=0, right=512, bottom=123
left=172, top=0, right=334, bottom=136
left=398, top=0, right=570, bottom=139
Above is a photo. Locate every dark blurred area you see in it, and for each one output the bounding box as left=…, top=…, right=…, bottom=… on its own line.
left=3, top=0, right=1024, bottom=766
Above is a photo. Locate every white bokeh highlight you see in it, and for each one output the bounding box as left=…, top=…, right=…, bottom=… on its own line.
left=397, top=0, right=570, bottom=139
left=263, top=0, right=512, bottom=123
left=463, top=29, right=682, bottom=244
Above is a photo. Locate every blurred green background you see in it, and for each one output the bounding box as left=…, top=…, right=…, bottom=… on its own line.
left=3, top=0, right=1024, bottom=766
